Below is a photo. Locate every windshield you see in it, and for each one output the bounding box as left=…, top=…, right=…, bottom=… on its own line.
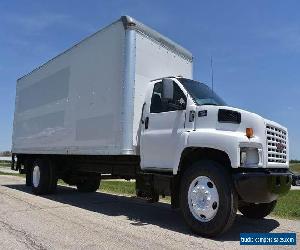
left=179, top=78, right=226, bottom=106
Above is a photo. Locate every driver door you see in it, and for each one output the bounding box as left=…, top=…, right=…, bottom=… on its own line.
left=140, top=80, right=186, bottom=170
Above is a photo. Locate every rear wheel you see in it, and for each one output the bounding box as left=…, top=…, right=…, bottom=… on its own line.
left=239, top=200, right=277, bottom=219
left=31, top=159, right=57, bottom=195
left=25, top=159, right=33, bottom=186
left=76, top=178, right=100, bottom=192
left=180, top=160, right=237, bottom=237
left=25, top=166, right=32, bottom=187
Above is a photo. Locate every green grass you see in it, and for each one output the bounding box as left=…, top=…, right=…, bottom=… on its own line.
left=290, top=163, right=300, bottom=173
left=0, top=165, right=11, bottom=168
left=0, top=162, right=11, bottom=167
left=272, top=190, right=300, bottom=220
left=100, top=180, right=136, bottom=195
left=0, top=170, right=24, bottom=177
left=0, top=169, right=136, bottom=195
left=0, top=170, right=298, bottom=219
left=0, top=160, right=10, bottom=163
left=0, top=170, right=134, bottom=191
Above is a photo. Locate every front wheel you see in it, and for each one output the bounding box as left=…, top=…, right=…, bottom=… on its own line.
left=180, top=160, right=237, bottom=237
left=239, top=200, right=277, bottom=219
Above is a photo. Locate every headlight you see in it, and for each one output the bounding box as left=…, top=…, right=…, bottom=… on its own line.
left=240, top=147, right=260, bottom=167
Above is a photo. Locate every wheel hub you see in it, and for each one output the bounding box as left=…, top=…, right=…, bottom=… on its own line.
left=188, top=176, right=219, bottom=222
left=32, top=165, right=40, bottom=188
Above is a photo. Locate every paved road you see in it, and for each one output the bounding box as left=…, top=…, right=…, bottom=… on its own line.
left=0, top=175, right=299, bottom=250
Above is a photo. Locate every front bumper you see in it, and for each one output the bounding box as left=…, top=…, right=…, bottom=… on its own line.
left=233, top=169, right=292, bottom=203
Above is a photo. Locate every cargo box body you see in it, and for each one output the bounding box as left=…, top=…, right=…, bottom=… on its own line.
left=12, top=16, right=193, bottom=156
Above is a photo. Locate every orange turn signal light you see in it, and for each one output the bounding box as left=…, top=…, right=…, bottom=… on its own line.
left=246, top=128, right=254, bottom=138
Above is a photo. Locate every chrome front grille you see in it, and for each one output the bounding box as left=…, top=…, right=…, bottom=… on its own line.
left=266, top=124, right=287, bottom=163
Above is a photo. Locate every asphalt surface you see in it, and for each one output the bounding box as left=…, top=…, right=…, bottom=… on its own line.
left=0, top=175, right=299, bottom=250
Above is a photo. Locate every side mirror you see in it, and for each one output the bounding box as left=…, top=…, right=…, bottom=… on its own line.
left=162, top=78, right=174, bottom=100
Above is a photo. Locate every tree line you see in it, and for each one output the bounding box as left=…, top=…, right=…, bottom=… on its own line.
left=0, top=151, right=12, bottom=156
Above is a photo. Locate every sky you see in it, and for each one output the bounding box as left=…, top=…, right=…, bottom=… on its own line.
left=0, top=1, right=300, bottom=159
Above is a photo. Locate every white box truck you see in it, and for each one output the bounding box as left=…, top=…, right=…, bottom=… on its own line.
left=12, top=16, right=292, bottom=237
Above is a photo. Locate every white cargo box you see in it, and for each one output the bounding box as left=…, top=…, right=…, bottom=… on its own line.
left=12, top=16, right=193, bottom=155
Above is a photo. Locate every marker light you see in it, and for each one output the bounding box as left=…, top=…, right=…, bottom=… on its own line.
left=246, top=128, right=254, bottom=138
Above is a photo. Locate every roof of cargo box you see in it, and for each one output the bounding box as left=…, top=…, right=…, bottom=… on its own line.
left=121, top=16, right=193, bottom=61
left=18, top=15, right=193, bottom=81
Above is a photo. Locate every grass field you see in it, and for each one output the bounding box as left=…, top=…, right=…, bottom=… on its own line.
left=290, top=163, right=300, bottom=173
left=272, top=190, right=300, bottom=220
left=0, top=161, right=11, bottom=167
left=100, top=180, right=136, bottom=195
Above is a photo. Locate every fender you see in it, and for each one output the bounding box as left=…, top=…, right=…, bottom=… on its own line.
left=172, top=129, right=263, bottom=175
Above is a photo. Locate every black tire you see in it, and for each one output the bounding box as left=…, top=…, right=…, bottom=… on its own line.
left=48, top=161, right=58, bottom=194
left=26, top=172, right=32, bottom=186
left=149, top=192, right=159, bottom=203
left=25, top=164, right=32, bottom=186
left=76, top=178, right=100, bottom=192
left=180, top=160, right=237, bottom=237
left=24, top=159, right=33, bottom=186
left=31, top=158, right=57, bottom=195
left=239, top=200, right=277, bottom=219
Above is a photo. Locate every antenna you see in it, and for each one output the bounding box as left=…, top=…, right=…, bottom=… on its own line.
left=210, top=56, right=214, bottom=97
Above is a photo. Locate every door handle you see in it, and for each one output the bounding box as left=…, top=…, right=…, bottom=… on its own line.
left=189, top=110, right=195, bottom=122
left=145, top=117, right=149, bottom=129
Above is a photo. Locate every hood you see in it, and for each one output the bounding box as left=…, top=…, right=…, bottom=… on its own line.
left=194, top=105, right=266, bottom=140
left=193, top=105, right=289, bottom=167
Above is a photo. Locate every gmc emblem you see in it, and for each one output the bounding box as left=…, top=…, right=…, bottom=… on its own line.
left=276, top=143, right=285, bottom=151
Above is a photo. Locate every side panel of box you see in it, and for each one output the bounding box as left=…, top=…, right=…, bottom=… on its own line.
left=13, top=22, right=125, bottom=155
left=132, top=32, right=193, bottom=147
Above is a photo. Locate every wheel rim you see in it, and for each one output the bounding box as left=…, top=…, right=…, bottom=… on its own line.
left=32, top=165, right=40, bottom=188
left=188, top=176, right=219, bottom=222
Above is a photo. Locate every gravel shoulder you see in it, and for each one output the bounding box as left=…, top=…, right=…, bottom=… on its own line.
left=0, top=175, right=299, bottom=250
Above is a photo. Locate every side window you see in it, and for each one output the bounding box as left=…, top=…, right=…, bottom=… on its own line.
left=150, top=82, right=163, bottom=113
left=150, top=81, right=186, bottom=113
left=169, top=83, right=186, bottom=112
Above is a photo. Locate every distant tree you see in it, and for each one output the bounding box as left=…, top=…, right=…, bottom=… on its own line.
left=0, top=151, right=11, bottom=156
left=290, top=159, right=300, bottom=163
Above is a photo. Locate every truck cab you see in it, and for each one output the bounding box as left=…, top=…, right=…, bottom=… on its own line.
left=137, top=76, right=291, bottom=236
left=141, top=76, right=289, bottom=172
